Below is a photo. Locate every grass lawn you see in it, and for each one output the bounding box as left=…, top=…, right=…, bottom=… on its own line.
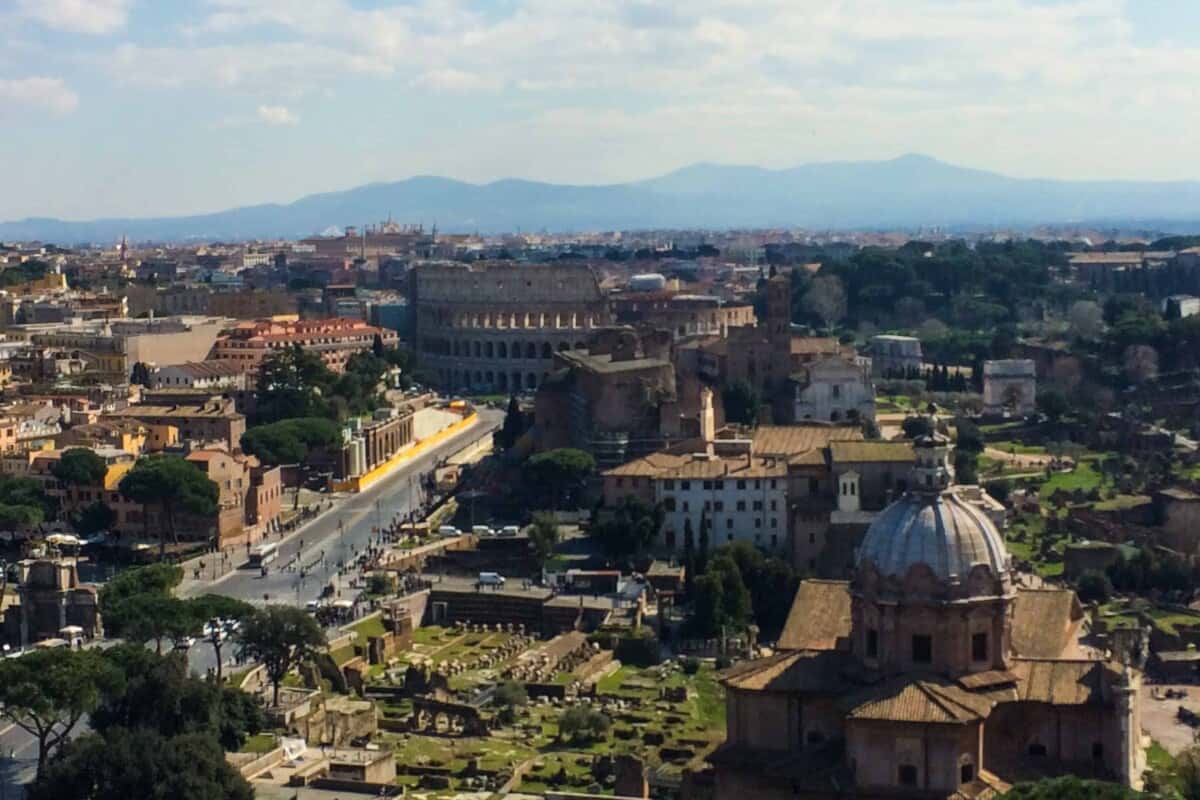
left=1094, top=494, right=1151, bottom=511
left=980, top=421, right=1026, bottom=434
left=240, top=733, right=277, bottom=754
left=989, top=441, right=1048, bottom=454
left=349, top=614, right=387, bottom=640
left=1038, top=460, right=1103, bottom=499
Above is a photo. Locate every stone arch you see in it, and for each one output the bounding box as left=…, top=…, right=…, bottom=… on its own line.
left=526, top=373, right=538, bottom=389
left=485, top=341, right=494, bottom=358
left=541, top=342, right=552, bottom=359
left=512, top=341, right=522, bottom=359
left=497, top=342, right=507, bottom=358
left=473, top=341, right=481, bottom=358
left=574, top=341, right=586, bottom=350
left=558, top=341, right=569, bottom=351
left=526, top=342, right=537, bottom=359
left=497, top=373, right=508, bottom=391
left=485, top=371, right=494, bottom=385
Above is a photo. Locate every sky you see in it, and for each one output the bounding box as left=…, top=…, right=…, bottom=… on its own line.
left=2, top=0, right=1200, bottom=220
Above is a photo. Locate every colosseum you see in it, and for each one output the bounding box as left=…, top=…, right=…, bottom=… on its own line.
left=411, top=261, right=613, bottom=392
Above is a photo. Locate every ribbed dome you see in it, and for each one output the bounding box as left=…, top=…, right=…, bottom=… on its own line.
left=856, top=490, right=1009, bottom=584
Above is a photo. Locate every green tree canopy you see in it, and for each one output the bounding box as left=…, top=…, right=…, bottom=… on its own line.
left=690, top=554, right=753, bottom=638
left=118, top=455, right=219, bottom=557
left=496, top=394, right=526, bottom=450
left=51, top=448, right=108, bottom=488
left=237, top=605, right=325, bottom=706
left=187, top=594, right=255, bottom=682
left=1002, top=775, right=1140, bottom=799
left=240, top=416, right=342, bottom=465
left=92, top=645, right=264, bottom=752
left=27, top=728, right=253, bottom=800
left=527, top=512, right=560, bottom=569
left=0, top=475, right=51, bottom=527
left=254, top=344, right=336, bottom=423
left=76, top=501, right=115, bottom=536
left=525, top=448, right=596, bottom=508
left=1036, top=388, right=1070, bottom=422
left=594, top=496, right=663, bottom=561
left=0, top=648, right=124, bottom=779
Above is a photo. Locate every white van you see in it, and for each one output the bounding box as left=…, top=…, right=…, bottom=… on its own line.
left=478, top=572, right=506, bottom=587
left=471, top=525, right=491, bottom=537
left=500, top=525, right=520, bottom=537
left=438, top=525, right=460, bottom=538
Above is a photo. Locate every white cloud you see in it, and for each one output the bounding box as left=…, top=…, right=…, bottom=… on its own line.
left=0, top=77, right=78, bottom=114
left=81, top=0, right=1200, bottom=181
left=256, top=104, right=299, bottom=125
left=15, top=0, right=129, bottom=34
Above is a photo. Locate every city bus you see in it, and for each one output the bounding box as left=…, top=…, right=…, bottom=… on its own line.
left=248, top=542, right=279, bottom=567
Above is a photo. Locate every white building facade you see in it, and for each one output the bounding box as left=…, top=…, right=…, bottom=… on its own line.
left=792, top=356, right=876, bottom=423
left=655, top=452, right=789, bottom=553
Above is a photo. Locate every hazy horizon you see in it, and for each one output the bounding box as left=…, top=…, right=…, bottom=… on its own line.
left=4, top=0, right=1200, bottom=221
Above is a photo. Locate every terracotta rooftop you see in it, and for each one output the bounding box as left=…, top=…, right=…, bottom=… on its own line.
left=721, top=649, right=849, bottom=694
left=1009, top=659, right=1106, bottom=705
left=841, top=675, right=996, bottom=724
left=829, top=440, right=916, bottom=464
left=603, top=451, right=787, bottom=480
left=777, top=580, right=852, bottom=652
left=161, top=361, right=245, bottom=379
left=751, top=424, right=862, bottom=458
left=1011, top=588, right=1083, bottom=659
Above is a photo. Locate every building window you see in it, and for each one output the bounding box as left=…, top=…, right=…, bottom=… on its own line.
left=1028, top=742, right=1047, bottom=758
left=702, top=480, right=712, bottom=490
left=680, top=480, right=690, bottom=490
left=805, top=731, right=825, bottom=746
left=663, top=479, right=675, bottom=490
left=866, top=629, right=878, bottom=658
left=770, top=500, right=778, bottom=510
left=726, top=519, right=733, bottom=530
left=682, top=502, right=689, bottom=512
left=972, top=632, right=988, bottom=662
left=736, top=480, right=746, bottom=490
left=960, top=762, right=974, bottom=784
left=808, top=477, right=819, bottom=493
left=663, top=497, right=676, bottom=512
left=912, top=634, right=932, bottom=664
left=1092, top=742, right=1104, bottom=760
left=770, top=479, right=777, bottom=489
left=898, top=765, right=918, bottom=787
left=616, top=478, right=624, bottom=488
left=753, top=500, right=763, bottom=511
left=808, top=532, right=815, bottom=544
left=736, top=501, right=746, bottom=511
left=713, top=501, right=724, bottom=511
left=715, top=480, right=724, bottom=490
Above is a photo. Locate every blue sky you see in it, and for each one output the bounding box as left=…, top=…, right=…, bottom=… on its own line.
left=2, top=0, right=1200, bottom=221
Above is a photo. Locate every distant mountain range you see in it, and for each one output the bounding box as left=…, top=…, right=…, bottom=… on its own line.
left=5, top=154, right=1200, bottom=243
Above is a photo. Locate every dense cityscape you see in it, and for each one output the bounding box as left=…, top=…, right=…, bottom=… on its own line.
left=7, top=2, right=1200, bottom=799
left=0, top=223, right=1197, bottom=800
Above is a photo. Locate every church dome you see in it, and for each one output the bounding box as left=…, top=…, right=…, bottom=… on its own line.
left=855, top=421, right=1009, bottom=588
left=855, top=490, right=1009, bottom=584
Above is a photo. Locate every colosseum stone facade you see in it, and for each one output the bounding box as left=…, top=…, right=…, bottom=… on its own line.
left=411, top=261, right=613, bottom=392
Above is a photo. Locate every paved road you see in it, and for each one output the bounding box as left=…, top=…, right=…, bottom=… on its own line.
left=183, top=408, right=501, bottom=676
